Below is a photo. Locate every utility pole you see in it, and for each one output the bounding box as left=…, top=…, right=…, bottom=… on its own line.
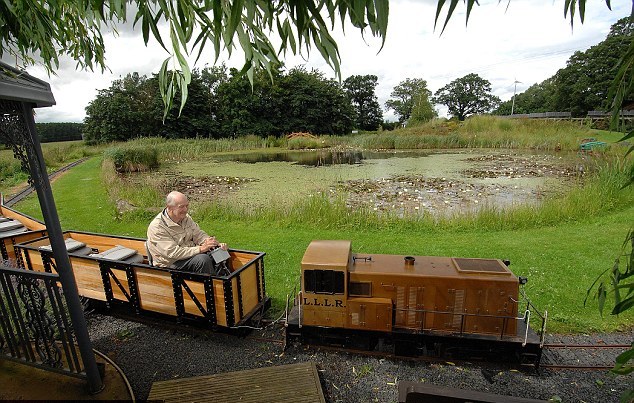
left=511, top=79, right=522, bottom=115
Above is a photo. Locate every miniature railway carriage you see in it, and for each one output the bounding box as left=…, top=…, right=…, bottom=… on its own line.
left=286, top=240, right=546, bottom=368
left=0, top=204, right=46, bottom=263
left=15, top=231, right=269, bottom=328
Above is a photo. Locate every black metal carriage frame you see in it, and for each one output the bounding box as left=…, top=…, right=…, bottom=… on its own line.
left=17, top=231, right=270, bottom=329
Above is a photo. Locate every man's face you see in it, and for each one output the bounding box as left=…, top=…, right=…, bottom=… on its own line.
left=168, top=196, right=189, bottom=223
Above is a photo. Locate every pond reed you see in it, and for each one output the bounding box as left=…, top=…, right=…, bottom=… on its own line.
left=121, top=135, right=284, bottom=163
left=343, top=116, right=595, bottom=152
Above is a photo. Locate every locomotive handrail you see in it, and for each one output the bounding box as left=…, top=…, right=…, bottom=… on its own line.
left=395, top=307, right=521, bottom=340
left=522, top=310, right=530, bottom=347
left=395, top=307, right=520, bottom=320
left=520, top=287, right=548, bottom=347
left=298, top=291, right=303, bottom=328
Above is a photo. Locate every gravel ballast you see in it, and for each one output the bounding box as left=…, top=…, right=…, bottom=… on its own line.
left=87, top=313, right=633, bottom=402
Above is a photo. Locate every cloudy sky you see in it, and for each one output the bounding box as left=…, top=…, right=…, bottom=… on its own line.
left=14, top=0, right=630, bottom=123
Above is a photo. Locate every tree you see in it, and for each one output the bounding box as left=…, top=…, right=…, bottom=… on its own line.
left=551, top=18, right=633, bottom=117
left=494, top=78, right=558, bottom=115
left=3, top=1, right=623, bottom=121
left=494, top=18, right=633, bottom=117
left=433, top=73, right=500, bottom=121
left=84, top=68, right=222, bottom=142
left=214, top=66, right=354, bottom=137
left=0, top=0, right=388, bottom=116
left=83, top=73, right=157, bottom=143
left=151, top=69, right=220, bottom=139
left=215, top=66, right=282, bottom=137
left=35, top=123, right=83, bottom=143
left=343, top=75, right=383, bottom=131
left=385, top=78, right=432, bottom=124
left=407, top=89, right=437, bottom=127
left=276, top=67, right=354, bottom=135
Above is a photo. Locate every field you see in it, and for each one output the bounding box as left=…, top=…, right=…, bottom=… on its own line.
left=7, top=118, right=634, bottom=333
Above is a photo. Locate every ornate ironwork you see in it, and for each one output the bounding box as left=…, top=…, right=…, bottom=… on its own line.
left=17, top=275, right=63, bottom=368
left=41, top=253, right=57, bottom=274
left=0, top=263, right=85, bottom=378
left=0, top=99, right=36, bottom=187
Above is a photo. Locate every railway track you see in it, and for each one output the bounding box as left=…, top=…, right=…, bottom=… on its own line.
left=93, top=308, right=630, bottom=372
left=288, top=340, right=631, bottom=371
left=541, top=343, right=630, bottom=370
left=3, top=157, right=88, bottom=207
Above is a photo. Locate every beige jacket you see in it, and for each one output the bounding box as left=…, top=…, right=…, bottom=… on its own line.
left=146, top=209, right=210, bottom=268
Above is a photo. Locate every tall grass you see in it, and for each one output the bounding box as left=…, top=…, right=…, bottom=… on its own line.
left=0, top=141, right=101, bottom=192
left=41, top=141, right=100, bottom=167
left=287, top=137, right=328, bottom=149
left=439, top=158, right=633, bottom=231
left=95, top=117, right=617, bottom=168
left=344, top=116, right=600, bottom=151
left=122, top=135, right=286, bottom=163
left=101, top=159, right=164, bottom=212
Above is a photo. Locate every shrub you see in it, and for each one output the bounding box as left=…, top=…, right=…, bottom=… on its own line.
left=103, top=146, right=159, bottom=173
left=287, top=137, right=327, bottom=150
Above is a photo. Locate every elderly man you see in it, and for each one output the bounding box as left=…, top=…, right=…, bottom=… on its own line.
left=147, top=191, right=227, bottom=274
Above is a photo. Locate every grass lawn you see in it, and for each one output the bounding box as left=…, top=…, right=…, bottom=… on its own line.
left=16, top=155, right=634, bottom=333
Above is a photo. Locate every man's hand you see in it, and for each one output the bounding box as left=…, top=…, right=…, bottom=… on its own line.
left=199, top=236, right=218, bottom=253
left=199, top=236, right=227, bottom=253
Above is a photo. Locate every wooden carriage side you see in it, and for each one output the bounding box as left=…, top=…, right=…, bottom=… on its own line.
left=15, top=231, right=269, bottom=328
left=0, top=204, right=47, bottom=262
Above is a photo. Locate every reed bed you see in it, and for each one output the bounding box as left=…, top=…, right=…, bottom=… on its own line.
left=281, top=116, right=602, bottom=151
left=121, top=135, right=284, bottom=163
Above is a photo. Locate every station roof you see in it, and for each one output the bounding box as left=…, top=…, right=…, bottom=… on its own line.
left=0, top=61, right=55, bottom=107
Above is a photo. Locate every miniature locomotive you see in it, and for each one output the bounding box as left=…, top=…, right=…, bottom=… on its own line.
left=285, top=240, right=546, bottom=367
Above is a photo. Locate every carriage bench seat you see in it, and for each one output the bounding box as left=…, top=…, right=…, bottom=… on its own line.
left=0, top=226, right=28, bottom=238
left=39, top=237, right=92, bottom=256
left=0, top=219, right=26, bottom=233
left=90, top=245, right=144, bottom=264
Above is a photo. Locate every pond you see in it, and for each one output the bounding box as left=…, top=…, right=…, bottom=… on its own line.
left=162, top=149, right=585, bottom=216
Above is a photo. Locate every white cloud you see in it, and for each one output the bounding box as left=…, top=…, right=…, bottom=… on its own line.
left=20, top=0, right=628, bottom=123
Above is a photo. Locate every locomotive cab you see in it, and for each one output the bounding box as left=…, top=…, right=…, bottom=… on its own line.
left=300, top=240, right=350, bottom=328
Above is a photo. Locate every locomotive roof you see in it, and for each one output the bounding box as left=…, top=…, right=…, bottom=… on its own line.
left=350, top=253, right=517, bottom=281
left=302, top=240, right=351, bottom=270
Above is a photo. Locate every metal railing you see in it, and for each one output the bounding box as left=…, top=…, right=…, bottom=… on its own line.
left=0, top=263, right=86, bottom=379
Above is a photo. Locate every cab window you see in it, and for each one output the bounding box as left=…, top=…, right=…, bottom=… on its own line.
left=304, top=270, right=344, bottom=294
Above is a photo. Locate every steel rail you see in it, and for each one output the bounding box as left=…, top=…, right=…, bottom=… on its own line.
left=541, top=343, right=629, bottom=371
left=544, top=343, right=631, bottom=349
left=4, top=157, right=88, bottom=207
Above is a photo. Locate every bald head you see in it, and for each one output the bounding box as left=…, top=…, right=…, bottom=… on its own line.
left=165, top=191, right=190, bottom=224
left=166, top=191, right=187, bottom=208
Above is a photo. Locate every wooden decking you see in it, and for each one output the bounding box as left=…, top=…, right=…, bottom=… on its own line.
left=148, top=361, right=326, bottom=403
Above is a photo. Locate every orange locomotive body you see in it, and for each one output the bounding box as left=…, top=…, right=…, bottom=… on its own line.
left=287, top=240, right=546, bottom=367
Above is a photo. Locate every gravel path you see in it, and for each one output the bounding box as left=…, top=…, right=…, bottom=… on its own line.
left=87, top=313, right=633, bottom=403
